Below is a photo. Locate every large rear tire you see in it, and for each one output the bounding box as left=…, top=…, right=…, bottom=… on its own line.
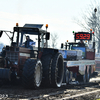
left=22, top=59, right=42, bottom=89
left=51, top=53, right=64, bottom=88
left=41, top=54, right=52, bottom=87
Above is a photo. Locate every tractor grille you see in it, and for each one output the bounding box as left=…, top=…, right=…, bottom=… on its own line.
left=6, top=52, right=18, bottom=64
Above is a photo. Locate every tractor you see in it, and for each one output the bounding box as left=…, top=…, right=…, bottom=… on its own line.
left=0, top=23, right=64, bottom=88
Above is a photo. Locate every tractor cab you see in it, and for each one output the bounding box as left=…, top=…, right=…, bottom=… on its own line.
left=68, top=42, right=86, bottom=50
left=13, top=24, right=50, bottom=48
left=0, top=24, right=50, bottom=58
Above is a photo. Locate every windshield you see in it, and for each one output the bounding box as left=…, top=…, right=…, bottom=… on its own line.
left=13, top=30, right=48, bottom=50
left=18, top=33, right=38, bottom=50
left=13, top=32, right=38, bottom=46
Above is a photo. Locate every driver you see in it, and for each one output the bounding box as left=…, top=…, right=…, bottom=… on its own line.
left=22, top=36, right=35, bottom=50
left=78, top=40, right=85, bottom=47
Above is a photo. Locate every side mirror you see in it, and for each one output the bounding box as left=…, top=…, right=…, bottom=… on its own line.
left=46, top=32, right=50, bottom=40
left=61, top=43, right=63, bottom=48
left=0, top=31, right=3, bottom=37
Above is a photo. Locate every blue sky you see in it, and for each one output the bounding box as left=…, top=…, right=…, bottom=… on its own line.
left=0, top=0, right=96, bottom=48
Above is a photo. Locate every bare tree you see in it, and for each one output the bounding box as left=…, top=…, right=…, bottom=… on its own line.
left=73, top=2, right=100, bottom=53
left=50, top=33, right=59, bottom=48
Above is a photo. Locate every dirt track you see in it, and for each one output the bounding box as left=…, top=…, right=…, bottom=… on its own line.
left=0, top=74, right=100, bottom=100
left=0, top=82, right=100, bottom=100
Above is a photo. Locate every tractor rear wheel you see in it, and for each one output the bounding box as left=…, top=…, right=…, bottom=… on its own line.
left=51, top=53, right=64, bottom=88
left=41, top=54, right=52, bottom=87
left=22, top=59, right=42, bottom=89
